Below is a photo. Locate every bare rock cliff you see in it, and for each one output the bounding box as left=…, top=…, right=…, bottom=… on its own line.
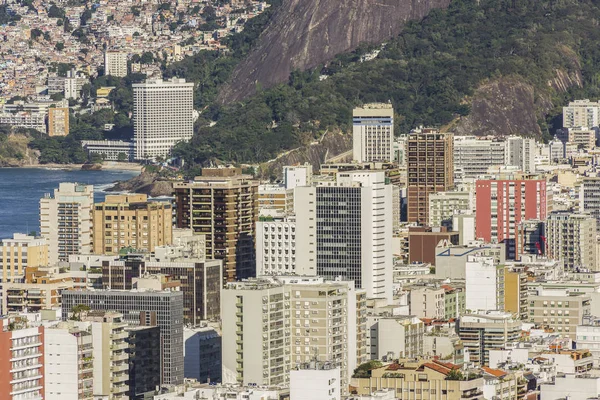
left=218, top=0, right=451, bottom=103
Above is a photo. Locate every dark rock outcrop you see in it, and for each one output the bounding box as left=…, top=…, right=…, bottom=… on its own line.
left=218, top=0, right=451, bottom=103
left=107, top=169, right=174, bottom=197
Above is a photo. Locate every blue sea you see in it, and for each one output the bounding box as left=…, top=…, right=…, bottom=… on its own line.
left=0, top=168, right=139, bottom=239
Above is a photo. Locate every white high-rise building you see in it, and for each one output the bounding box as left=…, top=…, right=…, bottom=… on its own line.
left=221, top=277, right=367, bottom=394
left=133, top=78, right=194, bottom=160
left=506, top=136, right=536, bottom=173
left=256, top=217, right=297, bottom=276
left=428, top=189, right=475, bottom=227
left=453, top=135, right=506, bottom=180
left=40, top=182, right=94, bottom=265
left=44, top=322, right=94, bottom=400
left=104, top=51, right=128, bottom=77
left=352, top=103, right=394, bottom=163
left=563, top=99, right=600, bottom=129
left=546, top=212, right=597, bottom=271
left=295, top=170, right=393, bottom=301
left=284, top=164, right=312, bottom=189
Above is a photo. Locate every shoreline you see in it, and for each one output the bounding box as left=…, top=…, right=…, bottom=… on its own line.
left=1, top=162, right=144, bottom=172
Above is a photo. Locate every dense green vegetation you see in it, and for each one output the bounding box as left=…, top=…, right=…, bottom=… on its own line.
left=0, top=4, right=21, bottom=24
left=173, top=0, right=600, bottom=166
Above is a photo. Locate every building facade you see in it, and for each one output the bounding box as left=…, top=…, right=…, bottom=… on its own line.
left=295, top=170, right=393, bottom=300
left=428, top=190, right=475, bottom=228
left=174, top=168, right=259, bottom=281
left=47, top=107, right=69, bottom=136
left=92, top=194, right=172, bottom=255
left=407, top=129, right=454, bottom=224
left=126, top=325, right=162, bottom=398
left=256, top=218, right=297, bottom=276
left=104, top=51, right=128, bottom=77
left=40, top=182, right=94, bottom=264
left=352, top=103, right=394, bottom=163
left=546, top=212, right=597, bottom=271
left=563, top=99, right=600, bottom=129
left=1, top=233, right=48, bottom=285
left=133, top=78, right=194, bottom=160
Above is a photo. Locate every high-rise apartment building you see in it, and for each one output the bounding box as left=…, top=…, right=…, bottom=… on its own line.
left=568, top=128, right=596, bottom=150
left=476, top=178, right=550, bottom=258
left=133, top=78, right=194, bottom=160
left=0, top=322, right=45, bottom=400
left=104, top=51, right=128, bottom=78
left=47, top=107, right=69, bottom=136
left=457, top=311, right=522, bottom=366
left=1, top=233, right=48, bottom=284
left=61, top=288, right=184, bottom=385
left=40, top=182, right=94, bottom=264
left=428, top=189, right=475, bottom=228
left=44, top=321, right=94, bottom=400
left=366, top=314, right=424, bottom=360
left=78, top=311, right=129, bottom=399
left=101, top=257, right=222, bottom=323
left=506, top=136, right=536, bottom=174
left=256, top=217, right=297, bottom=276
left=453, top=135, right=507, bottom=180
left=352, top=103, right=394, bottom=163
left=295, top=170, right=393, bottom=300
left=184, top=326, right=222, bottom=383
left=221, top=277, right=367, bottom=394
left=563, top=99, right=600, bottom=129
left=174, top=168, right=259, bottom=281
left=92, top=194, right=172, bottom=255
left=546, top=212, right=597, bottom=271
left=503, top=267, right=529, bottom=321
left=406, top=128, right=454, bottom=224
left=579, top=177, right=600, bottom=229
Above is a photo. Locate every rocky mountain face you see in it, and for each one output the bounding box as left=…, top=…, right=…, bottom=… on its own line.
left=218, top=0, right=451, bottom=103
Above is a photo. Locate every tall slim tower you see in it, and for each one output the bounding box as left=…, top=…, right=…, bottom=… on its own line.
left=295, top=170, right=393, bottom=301
left=406, top=128, right=454, bottom=224
left=40, top=182, right=93, bottom=265
left=133, top=78, right=194, bottom=160
left=104, top=51, right=128, bottom=78
left=352, top=103, right=394, bottom=163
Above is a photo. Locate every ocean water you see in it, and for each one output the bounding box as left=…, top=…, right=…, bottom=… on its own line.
left=0, top=168, right=139, bottom=239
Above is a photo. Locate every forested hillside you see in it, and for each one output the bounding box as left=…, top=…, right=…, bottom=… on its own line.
left=173, top=0, right=600, bottom=167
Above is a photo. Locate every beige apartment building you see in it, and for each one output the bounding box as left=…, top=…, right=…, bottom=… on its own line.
left=1, top=233, right=48, bottom=284
left=174, top=168, right=259, bottom=281
left=41, top=182, right=94, bottom=264
left=407, top=128, right=454, bottom=224
left=457, top=312, right=522, bottom=366
left=81, top=311, right=129, bottom=399
left=352, top=103, right=394, bottom=163
left=546, top=212, right=597, bottom=271
left=351, top=359, right=485, bottom=399
left=408, top=286, right=445, bottom=319
left=221, top=277, right=367, bottom=394
left=528, top=290, right=592, bottom=340
left=568, top=128, right=596, bottom=150
left=2, top=266, right=74, bottom=313
left=92, top=194, right=172, bottom=255
left=47, top=107, right=69, bottom=136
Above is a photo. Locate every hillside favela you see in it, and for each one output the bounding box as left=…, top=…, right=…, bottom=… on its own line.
left=6, top=0, right=600, bottom=399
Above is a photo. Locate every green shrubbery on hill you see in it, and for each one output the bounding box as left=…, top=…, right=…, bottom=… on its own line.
left=173, top=0, right=600, bottom=166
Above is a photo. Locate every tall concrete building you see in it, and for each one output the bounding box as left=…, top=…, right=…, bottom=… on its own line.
left=406, top=128, right=454, bottom=224
left=465, top=255, right=505, bottom=312
left=528, top=289, right=592, bottom=340
left=221, top=277, right=367, bottom=394
left=476, top=178, right=550, bottom=259
left=295, top=170, right=393, bottom=300
left=40, top=182, right=94, bottom=264
left=44, top=322, right=94, bottom=400
left=1, top=233, right=48, bottom=284
left=546, top=212, right=597, bottom=271
left=104, top=51, right=128, bottom=77
left=184, top=326, right=222, bottom=383
left=568, top=128, right=596, bottom=150
left=92, top=194, right=172, bottom=255
left=256, top=217, right=297, bottom=276
left=453, top=135, right=507, bottom=180
left=352, top=103, right=394, bottom=163
left=174, top=168, right=259, bottom=281
left=78, top=311, right=129, bottom=399
left=563, top=99, right=600, bottom=129
left=506, top=136, right=536, bottom=174
left=284, top=164, right=313, bottom=189
left=0, top=323, right=45, bottom=400
left=126, top=325, right=161, bottom=398
left=47, top=107, right=69, bottom=136
left=579, top=177, right=600, bottom=229
left=133, top=78, right=194, bottom=160
left=62, top=288, right=184, bottom=385
left=457, top=311, right=521, bottom=366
